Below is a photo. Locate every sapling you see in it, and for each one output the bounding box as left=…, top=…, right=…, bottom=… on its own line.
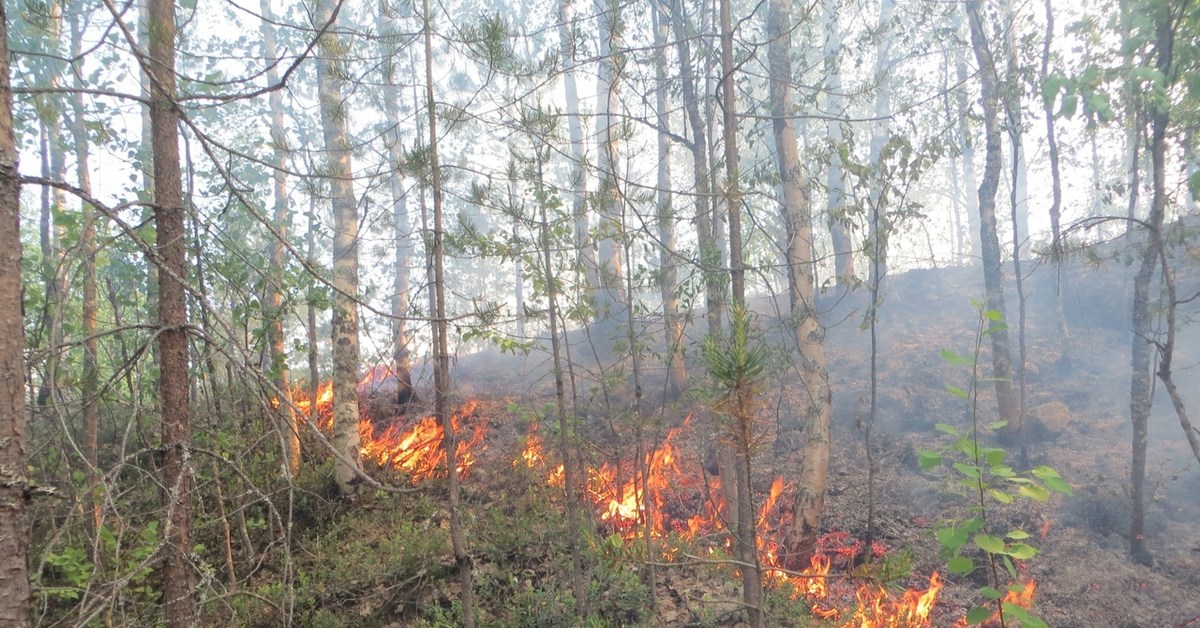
left=918, top=300, right=1071, bottom=627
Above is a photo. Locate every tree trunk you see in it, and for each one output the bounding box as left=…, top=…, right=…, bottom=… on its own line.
left=954, top=7, right=982, bottom=261
left=378, top=3, right=417, bottom=406
left=1129, top=1, right=1173, bottom=567
left=148, top=0, right=196, bottom=621
left=1040, top=0, right=1071, bottom=373
left=770, top=0, right=833, bottom=571
left=0, top=2, right=32, bottom=620
left=821, top=0, right=856, bottom=284
left=260, top=0, right=300, bottom=479
left=670, top=0, right=723, bottom=336
left=966, top=0, right=1020, bottom=438
left=70, top=7, right=101, bottom=543
left=866, top=0, right=896, bottom=289
left=314, top=0, right=362, bottom=494
left=653, top=0, right=685, bottom=395
left=559, top=0, right=597, bottom=303
left=592, top=0, right=625, bottom=320
left=422, top=0, right=476, bottom=621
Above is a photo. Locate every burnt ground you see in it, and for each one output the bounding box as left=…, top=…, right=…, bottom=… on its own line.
left=440, top=249, right=1200, bottom=627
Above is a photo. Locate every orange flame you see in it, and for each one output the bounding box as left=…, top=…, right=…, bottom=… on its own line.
left=290, top=374, right=486, bottom=483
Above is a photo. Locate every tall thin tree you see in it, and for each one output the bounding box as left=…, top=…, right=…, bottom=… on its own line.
left=147, top=0, right=196, bottom=621
left=0, top=0, right=32, bottom=619
left=314, top=0, right=363, bottom=494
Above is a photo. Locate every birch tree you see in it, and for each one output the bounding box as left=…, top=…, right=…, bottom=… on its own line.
left=314, top=0, right=362, bottom=494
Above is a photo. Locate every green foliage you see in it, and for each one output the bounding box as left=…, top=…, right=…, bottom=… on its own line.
left=917, top=302, right=1071, bottom=627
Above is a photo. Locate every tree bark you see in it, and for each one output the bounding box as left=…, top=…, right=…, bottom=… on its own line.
left=378, top=2, right=417, bottom=406
left=866, top=0, right=895, bottom=289
left=422, top=0, right=476, bottom=621
left=559, top=0, right=598, bottom=303
left=1129, top=0, right=1174, bottom=567
left=821, top=0, right=856, bottom=284
left=954, top=6, right=982, bottom=261
left=670, top=0, right=723, bottom=336
left=592, top=0, right=626, bottom=320
left=770, top=0, right=833, bottom=571
left=260, top=0, right=300, bottom=479
left=69, top=6, right=101, bottom=543
left=721, top=0, right=758, bottom=622
left=147, top=0, right=196, bottom=621
left=653, top=0, right=685, bottom=395
left=314, top=0, right=363, bottom=494
left=0, top=1, right=32, bottom=620
left=966, top=0, right=1020, bottom=437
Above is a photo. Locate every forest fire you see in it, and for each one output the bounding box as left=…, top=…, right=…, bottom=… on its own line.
left=289, top=373, right=487, bottom=483
left=514, top=425, right=951, bottom=626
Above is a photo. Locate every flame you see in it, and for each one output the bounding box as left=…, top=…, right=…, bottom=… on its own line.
left=952, top=579, right=1037, bottom=627
left=290, top=373, right=486, bottom=483
left=504, top=419, right=949, bottom=626
left=516, top=434, right=544, bottom=468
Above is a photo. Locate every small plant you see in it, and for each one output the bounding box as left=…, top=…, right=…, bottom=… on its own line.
left=918, top=300, right=1071, bottom=627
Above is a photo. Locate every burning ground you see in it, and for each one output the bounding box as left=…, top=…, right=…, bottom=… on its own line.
left=279, top=256, right=1200, bottom=627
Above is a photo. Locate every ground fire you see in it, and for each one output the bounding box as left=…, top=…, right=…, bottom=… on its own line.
left=290, top=370, right=1036, bottom=625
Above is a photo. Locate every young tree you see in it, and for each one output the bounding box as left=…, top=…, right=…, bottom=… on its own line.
left=421, top=0, right=475, bottom=621
left=314, top=0, right=363, bottom=494
left=0, top=0, right=32, bottom=620
left=147, top=0, right=196, bottom=621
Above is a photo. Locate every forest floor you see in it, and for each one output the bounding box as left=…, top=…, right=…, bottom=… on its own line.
left=430, top=250, right=1200, bottom=627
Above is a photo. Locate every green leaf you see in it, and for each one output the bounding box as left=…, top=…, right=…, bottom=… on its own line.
left=985, top=420, right=1009, bottom=430
left=1002, top=555, right=1018, bottom=579
left=983, top=448, right=1005, bottom=467
left=954, top=462, right=982, bottom=479
left=1031, top=466, right=1061, bottom=480
left=948, top=556, right=975, bottom=575
left=1060, top=92, right=1078, bottom=118
left=965, top=605, right=991, bottom=624
left=946, top=384, right=969, bottom=399
left=991, top=465, right=1017, bottom=478
left=1044, top=477, right=1073, bottom=495
left=961, top=517, right=986, bottom=533
left=1006, top=543, right=1040, bottom=560
left=940, top=348, right=974, bottom=365
left=983, top=308, right=1003, bottom=321
left=935, top=422, right=960, bottom=436
left=1006, top=530, right=1030, bottom=540
left=937, top=527, right=969, bottom=550
left=1019, top=484, right=1051, bottom=502
left=990, top=489, right=1014, bottom=504
left=979, top=586, right=1005, bottom=601
left=918, top=450, right=943, bottom=471
left=974, top=533, right=1006, bottom=554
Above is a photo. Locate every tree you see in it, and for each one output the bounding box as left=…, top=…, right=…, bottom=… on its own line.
left=719, top=0, right=761, bottom=623
left=0, top=0, right=32, bottom=620
left=592, top=0, right=626, bottom=320
left=147, top=0, right=196, bottom=621
left=378, top=0, right=417, bottom=407
left=652, top=0, right=685, bottom=395
left=966, top=0, right=1020, bottom=439
left=866, top=0, right=896, bottom=288
left=260, top=0, right=301, bottom=479
left=770, top=0, right=832, bottom=570
left=421, top=0, right=475, bottom=620
left=314, top=0, right=363, bottom=494
left=821, top=0, right=857, bottom=284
